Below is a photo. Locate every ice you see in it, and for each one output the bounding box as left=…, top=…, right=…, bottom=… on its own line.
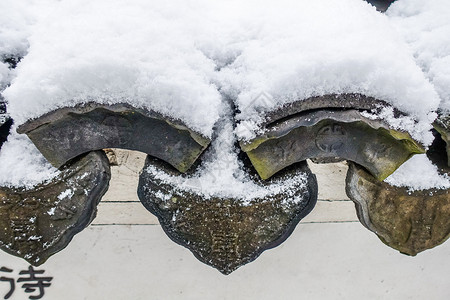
left=385, top=154, right=450, bottom=191
left=387, top=0, right=450, bottom=113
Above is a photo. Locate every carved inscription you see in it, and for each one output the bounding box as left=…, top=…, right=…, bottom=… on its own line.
left=275, top=140, right=298, bottom=162
left=19, top=104, right=210, bottom=172
left=138, top=157, right=318, bottom=274
left=315, top=124, right=346, bottom=153
left=0, top=151, right=110, bottom=265
left=10, top=198, right=40, bottom=254
left=346, top=162, right=450, bottom=256
left=365, top=142, right=393, bottom=164
left=210, top=229, right=239, bottom=255
left=244, top=112, right=424, bottom=181
left=101, top=115, right=133, bottom=145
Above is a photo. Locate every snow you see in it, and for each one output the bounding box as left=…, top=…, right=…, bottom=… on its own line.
left=360, top=106, right=436, bottom=146
left=0, top=0, right=448, bottom=190
left=3, top=0, right=441, bottom=142
left=0, top=0, right=52, bottom=60
left=0, top=128, right=59, bottom=188
left=385, top=154, right=450, bottom=191
left=0, top=62, right=10, bottom=91
left=144, top=104, right=310, bottom=204
left=387, top=0, right=450, bottom=114
left=57, top=189, right=73, bottom=201
left=218, top=0, right=440, bottom=144
left=383, top=0, right=450, bottom=190
left=0, top=2, right=62, bottom=188
left=1, top=0, right=57, bottom=115
left=3, top=0, right=223, bottom=138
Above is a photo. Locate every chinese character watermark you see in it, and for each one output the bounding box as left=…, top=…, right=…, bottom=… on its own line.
left=0, top=266, right=52, bottom=299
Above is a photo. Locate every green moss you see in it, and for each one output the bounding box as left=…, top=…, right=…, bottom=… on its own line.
left=246, top=151, right=274, bottom=180
left=243, top=119, right=425, bottom=181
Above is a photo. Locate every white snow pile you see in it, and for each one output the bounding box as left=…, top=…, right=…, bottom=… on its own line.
left=145, top=107, right=309, bottom=204
left=3, top=0, right=223, bottom=138
left=221, top=0, right=440, bottom=144
left=385, top=154, right=450, bottom=191
left=0, top=0, right=56, bottom=90
left=0, top=1, right=61, bottom=187
left=387, top=0, right=450, bottom=114
left=1, top=0, right=449, bottom=191
left=0, top=129, right=59, bottom=188
left=0, top=0, right=52, bottom=59
left=2, top=0, right=441, bottom=143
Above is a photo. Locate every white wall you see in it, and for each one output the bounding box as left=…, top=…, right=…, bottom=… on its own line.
left=1, top=151, right=448, bottom=300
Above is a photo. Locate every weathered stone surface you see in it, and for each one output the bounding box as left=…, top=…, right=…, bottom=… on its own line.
left=17, top=103, right=210, bottom=172
left=259, top=94, right=401, bottom=127
left=310, top=157, right=345, bottom=164
left=0, top=151, right=111, bottom=265
left=138, top=157, right=317, bottom=274
left=241, top=109, right=424, bottom=180
left=345, top=162, right=450, bottom=256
